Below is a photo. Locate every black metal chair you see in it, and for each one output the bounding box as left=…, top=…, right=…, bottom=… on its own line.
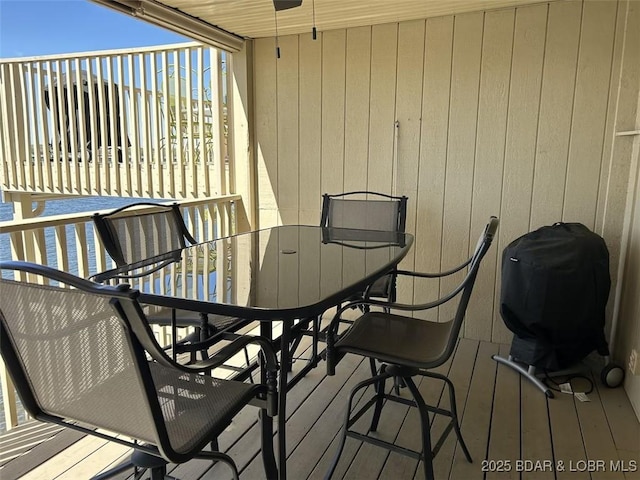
left=324, top=217, right=499, bottom=480
left=0, top=260, right=279, bottom=480
left=320, top=191, right=408, bottom=303
left=91, top=202, right=252, bottom=374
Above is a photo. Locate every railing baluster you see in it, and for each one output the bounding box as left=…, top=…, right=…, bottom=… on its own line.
left=186, top=50, right=195, bottom=195
left=173, top=50, right=185, bottom=197
left=127, top=54, right=141, bottom=196
left=196, top=47, right=207, bottom=197
left=64, top=59, right=80, bottom=192
left=106, top=56, right=119, bottom=193
left=54, top=225, right=69, bottom=273
left=25, top=63, right=41, bottom=190
left=7, top=65, right=23, bottom=189
left=0, top=357, right=18, bottom=431
left=85, top=57, right=100, bottom=195
left=139, top=52, right=152, bottom=197
left=116, top=55, right=130, bottom=196
left=150, top=52, right=162, bottom=197
left=161, top=50, right=174, bottom=198
left=0, top=64, right=14, bottom=190
left=74, top=224, right=90, bottom=278
left=55, top=61, right=72, bottom=192
left=95, top=57, right=109, bottom=194
left=211, top=49, right=223, bottom=197
left=75, top=58, right=90, bottom=193
left=35, top=61, right=53, bottom=192
left=18, top=65, right=32, bottom=190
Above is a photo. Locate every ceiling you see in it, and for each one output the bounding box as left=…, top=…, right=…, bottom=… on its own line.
left=136, top=0, right=552, bottom=39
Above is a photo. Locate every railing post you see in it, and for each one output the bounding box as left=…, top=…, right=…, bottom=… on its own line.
left=229, top=44, right=255, bottom=232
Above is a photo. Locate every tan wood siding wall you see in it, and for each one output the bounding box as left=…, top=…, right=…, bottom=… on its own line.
left=252, top=0, right=639, bottom=343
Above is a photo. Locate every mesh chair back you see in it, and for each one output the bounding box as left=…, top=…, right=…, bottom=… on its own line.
left=0, top=267, right=263, bottom=460
left=93, top=202, right=197, bottom=267
left=321, top=192, right=407, bottom=233
left=0, top=279, right=159, bottom=445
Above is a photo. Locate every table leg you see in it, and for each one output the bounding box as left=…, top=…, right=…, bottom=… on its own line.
left=259, top=320, right=278, bottom=478
left=277, top=321, right=292, bottom=480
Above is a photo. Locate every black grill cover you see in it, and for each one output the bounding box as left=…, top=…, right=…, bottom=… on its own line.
left=500, top=222, right=611, bottom=370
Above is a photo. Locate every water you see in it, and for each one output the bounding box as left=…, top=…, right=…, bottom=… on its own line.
left=0, top=195, right=149, bottom=432
left=0, top=195, right=141, bottom=261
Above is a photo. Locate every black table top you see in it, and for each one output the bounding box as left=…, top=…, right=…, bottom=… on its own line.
left=98, top=225, right=413, bottom=321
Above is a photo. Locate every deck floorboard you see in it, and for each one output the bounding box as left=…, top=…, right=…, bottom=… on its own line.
left=2, top=338, right=639, bottom=480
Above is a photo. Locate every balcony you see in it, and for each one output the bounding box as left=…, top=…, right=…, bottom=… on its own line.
left=1, top=0, right=639, bottom=477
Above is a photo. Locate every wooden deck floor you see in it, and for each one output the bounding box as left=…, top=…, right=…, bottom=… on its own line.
left=1, top=338, right=638, bottom=480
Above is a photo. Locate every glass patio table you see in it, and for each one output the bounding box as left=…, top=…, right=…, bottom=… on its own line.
left=95, top=224, right=413, bottom=479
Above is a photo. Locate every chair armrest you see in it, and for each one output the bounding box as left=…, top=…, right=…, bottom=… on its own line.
left=166, top=335, right=280, bottom=417
left=92, top=259, right=176, bottom=282
left=393, top=257, right=471, bottom=279
left=325, top=263, right=477, bottom=376
left=135, top=324, right=280, bottom=416
left=179, top=335, right=279, bottom=374
left=146, top=333, right=279, bottom=376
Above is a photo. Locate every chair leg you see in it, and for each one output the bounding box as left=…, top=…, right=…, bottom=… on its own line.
left=370, top=364, right=388, bottom=432
left=198, top=451, right=240, bottom=480
left=442, top=374, right=472, bottom=463
left=369, top=357, right=378, bottom=376
left=243, top=347, right=255, bottom=383
left=403, top=376, right=435, bottom=480
left=199, top=313, right=210, bottom=361
left=259, top=409, right=279, bottom=479
left=393, top=375, right=406, bottom=395
left=150, top=465, right=167, bottom=480
left=325, top=372, right=390, bottom=480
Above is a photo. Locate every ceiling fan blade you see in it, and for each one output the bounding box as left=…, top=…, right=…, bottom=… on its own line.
left=273, top=0, right=303, bottom=11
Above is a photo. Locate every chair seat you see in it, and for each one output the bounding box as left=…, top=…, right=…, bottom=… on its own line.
left=149, top=362, right=263, bottom=453
left=335, top=312, right=454, bottom=368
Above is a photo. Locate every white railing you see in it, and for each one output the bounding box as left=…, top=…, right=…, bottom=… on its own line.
left=0, top=194, right=243, bottom=432
left=0, top=42, right=233, bottom=200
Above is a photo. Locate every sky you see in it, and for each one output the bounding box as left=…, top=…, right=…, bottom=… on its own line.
left=0, top=0, right=190, bottom=58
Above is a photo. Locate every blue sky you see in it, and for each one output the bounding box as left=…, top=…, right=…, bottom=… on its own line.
left=0, top=0, right=189, bottom=58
